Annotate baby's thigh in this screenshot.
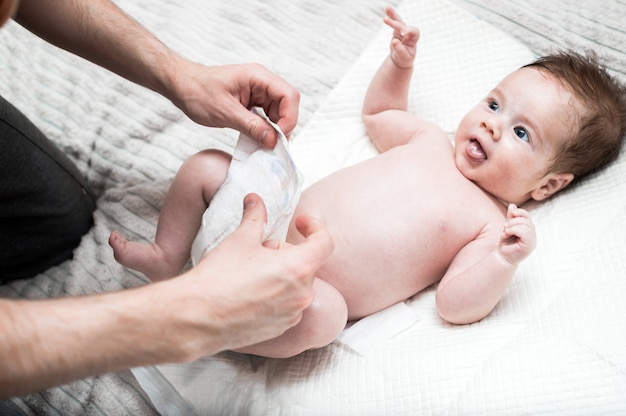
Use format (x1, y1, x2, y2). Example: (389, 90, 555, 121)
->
(232, 277, 349, 358)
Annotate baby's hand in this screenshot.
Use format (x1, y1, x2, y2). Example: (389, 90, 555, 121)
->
(498, 204, 537, 265)
(383, 6, 420, 69)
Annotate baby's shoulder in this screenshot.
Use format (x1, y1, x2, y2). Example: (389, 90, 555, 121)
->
(474, 201, 508, 238)
(408, 118, 449, 140)
(404, 122, 453, 152)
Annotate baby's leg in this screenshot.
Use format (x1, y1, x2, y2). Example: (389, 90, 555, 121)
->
(110, 149, 232, 281)
(234, 278, 348, 358)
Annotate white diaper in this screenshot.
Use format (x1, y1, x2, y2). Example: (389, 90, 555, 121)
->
(190, 109, 304, 264)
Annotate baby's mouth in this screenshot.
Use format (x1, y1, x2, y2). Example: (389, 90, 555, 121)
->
(468, 138, 487, 161)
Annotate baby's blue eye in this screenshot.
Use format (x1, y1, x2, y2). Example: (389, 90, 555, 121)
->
(514, 127, 529, 142)
(488, 101, 499, 112)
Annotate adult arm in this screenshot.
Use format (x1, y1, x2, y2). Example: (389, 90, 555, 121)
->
(0, 194, 334, 398)
(14, 0, 300, 146)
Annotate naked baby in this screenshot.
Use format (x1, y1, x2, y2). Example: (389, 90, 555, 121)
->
(110, 7, 626, 358)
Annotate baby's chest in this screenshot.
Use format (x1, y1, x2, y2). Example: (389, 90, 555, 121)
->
(380, 201, 479, 257)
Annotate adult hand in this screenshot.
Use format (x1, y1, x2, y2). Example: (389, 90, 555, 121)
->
(14, 0, 300, 149)
(161, 193, 334, 359)
(168, 62, 301, 148)
(0, 194, 332, 398)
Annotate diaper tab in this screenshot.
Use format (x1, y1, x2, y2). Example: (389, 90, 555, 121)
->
(335, 302, 419, 355)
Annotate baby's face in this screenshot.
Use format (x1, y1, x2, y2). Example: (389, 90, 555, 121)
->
(454, 67, 576, 205)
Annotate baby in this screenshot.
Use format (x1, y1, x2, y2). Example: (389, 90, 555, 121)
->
(110, 7, 626, 358)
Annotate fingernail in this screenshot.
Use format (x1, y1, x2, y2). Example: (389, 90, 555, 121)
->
(244, 195, 257, 210)
(259, 130, 268, 147)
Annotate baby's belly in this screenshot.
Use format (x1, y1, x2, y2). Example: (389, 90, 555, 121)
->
(290, 197, 472, 319)
(315, 220, 464, 319)
(286, 147, 492, 320)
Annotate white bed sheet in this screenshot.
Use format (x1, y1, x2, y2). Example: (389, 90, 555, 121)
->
(1, 0, 623, 413)
(136, 1, 626, 415)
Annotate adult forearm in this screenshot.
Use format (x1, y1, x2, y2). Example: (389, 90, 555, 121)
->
(14, 0, 181, 99)
(0, 284, 192, 398)
(13, 0, 302, 146)
(0, 195, 332, 398)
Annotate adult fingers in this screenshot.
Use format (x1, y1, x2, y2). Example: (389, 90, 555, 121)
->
(224, 100, 279, 148)
(234, 193, 269, 242)
(259, 81, 300, 141)
(291, 214, 335, 267)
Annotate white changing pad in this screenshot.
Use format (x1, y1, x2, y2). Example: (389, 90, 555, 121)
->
(134, 0, 626, 415)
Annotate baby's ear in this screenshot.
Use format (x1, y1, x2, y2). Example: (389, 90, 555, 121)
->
(531, 172, 574, 201)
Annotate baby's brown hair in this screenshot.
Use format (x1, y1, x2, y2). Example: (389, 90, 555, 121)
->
(524, 51, 626, 182)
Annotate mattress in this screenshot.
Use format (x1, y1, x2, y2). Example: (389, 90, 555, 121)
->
(133, 1, 626, 415)
(1, 0, 624, 414)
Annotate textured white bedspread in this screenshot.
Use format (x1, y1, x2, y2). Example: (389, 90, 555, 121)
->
(141, 1, 626, 415)
(1, 0, 625, 414)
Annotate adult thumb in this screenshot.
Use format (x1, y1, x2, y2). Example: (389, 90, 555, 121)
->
(235, 108, 278, 149)
(238, 193, 269, 241)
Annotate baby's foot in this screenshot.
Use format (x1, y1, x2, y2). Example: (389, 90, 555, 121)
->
(109, 231, 181, 281)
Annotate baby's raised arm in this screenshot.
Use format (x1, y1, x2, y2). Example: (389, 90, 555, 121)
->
(362, 8, 435, 152)
(383, 7, 419, 69)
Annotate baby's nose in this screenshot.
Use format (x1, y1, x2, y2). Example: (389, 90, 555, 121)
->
(482, 117, 501, 141)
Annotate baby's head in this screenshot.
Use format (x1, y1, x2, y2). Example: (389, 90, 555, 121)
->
(524, 52, 626, 182)
(454, 50, 626, 206)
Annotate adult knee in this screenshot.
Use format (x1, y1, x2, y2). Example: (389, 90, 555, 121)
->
(0, 96, 96, 280)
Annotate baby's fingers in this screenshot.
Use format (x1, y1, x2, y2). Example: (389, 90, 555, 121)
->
(506, 203, 531, 220)
(385, 6, 406, 25)
(502, 216, 536, 249)
(502, 220, 532, 241)
(384, 7, 414, 40)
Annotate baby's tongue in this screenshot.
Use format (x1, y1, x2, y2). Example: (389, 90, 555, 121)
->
(468, 140, 487, 161)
